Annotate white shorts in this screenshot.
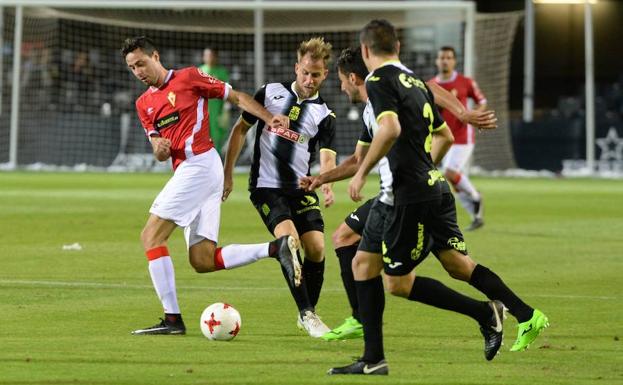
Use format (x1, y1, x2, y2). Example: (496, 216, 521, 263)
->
(441, 144, 475, 173)
(150, 149, 223, 248)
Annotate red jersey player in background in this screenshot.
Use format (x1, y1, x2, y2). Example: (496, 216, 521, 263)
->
(123, 36, 301, 335)
(430, 46, 488, 231)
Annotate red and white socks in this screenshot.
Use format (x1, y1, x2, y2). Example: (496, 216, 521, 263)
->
(146, 246, 180, 314)
(214, 243, 271, 270)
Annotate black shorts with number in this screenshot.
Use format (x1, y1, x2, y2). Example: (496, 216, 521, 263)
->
(358, 198, 392, 255)
(249, 188, 324, 235)
(383, 192, 467, 276)
(344, 198, 375, 235)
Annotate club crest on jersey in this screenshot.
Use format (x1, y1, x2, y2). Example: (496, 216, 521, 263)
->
(267, 126, 308, 144)
(288, 106, 301, 121)
(167, 92, 176, 107)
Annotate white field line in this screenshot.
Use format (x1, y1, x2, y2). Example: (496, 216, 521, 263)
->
(0, 279, 618, 300)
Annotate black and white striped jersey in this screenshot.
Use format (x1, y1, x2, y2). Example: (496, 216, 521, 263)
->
(358, 100, 394, 206)
(241, 82, 336, 190)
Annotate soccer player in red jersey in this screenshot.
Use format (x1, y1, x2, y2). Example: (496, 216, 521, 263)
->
(123, 36, 301, 335)
(430, 46, 488, 231)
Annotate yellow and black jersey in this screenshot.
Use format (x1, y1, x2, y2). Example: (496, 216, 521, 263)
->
(365, 61, 449, 205)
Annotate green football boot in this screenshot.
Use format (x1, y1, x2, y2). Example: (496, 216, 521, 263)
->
(510, 309, 549, 351)
(321, 316, 363, 341)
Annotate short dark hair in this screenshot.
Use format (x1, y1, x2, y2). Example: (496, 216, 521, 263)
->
(121, 36, 158, 58)
(336, 46, 368, 80)
(359, 19, 398, 56)
(439, 46, 456, 58)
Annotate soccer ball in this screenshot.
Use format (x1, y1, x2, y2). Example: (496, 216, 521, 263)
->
(199, 302, 242, 341)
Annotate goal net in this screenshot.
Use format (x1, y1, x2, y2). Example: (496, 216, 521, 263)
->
(0, 2, 521, 171)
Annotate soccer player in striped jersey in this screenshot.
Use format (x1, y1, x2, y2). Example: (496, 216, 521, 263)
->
(223, 37, 336, 338)
(430, 46, 488, 230)
(123, 36, 300, 335)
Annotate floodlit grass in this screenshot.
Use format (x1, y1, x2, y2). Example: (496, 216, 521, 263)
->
(1, 172, 622, 384)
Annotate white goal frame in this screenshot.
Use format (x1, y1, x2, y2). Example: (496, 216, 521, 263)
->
(1, 0, 476, 169)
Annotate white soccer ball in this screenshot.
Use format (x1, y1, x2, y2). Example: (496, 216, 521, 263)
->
(199, 302, 242, 341)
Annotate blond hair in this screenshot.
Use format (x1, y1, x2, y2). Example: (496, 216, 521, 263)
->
(297, 37, 333, 67)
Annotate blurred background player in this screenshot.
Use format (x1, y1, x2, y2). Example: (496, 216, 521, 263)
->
(223, 37, 337, 338)
(430, 46, 488, 231)
(123, 36, 300, 335)
(199, 47, 231, 156)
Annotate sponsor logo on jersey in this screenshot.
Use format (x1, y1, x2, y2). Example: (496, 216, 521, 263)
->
(167, 91, 176, 107)
(399, 73, 427, 91)
(273, 95, 285, 100)
(367, 76, 380, 82)
(155, 111, 180, 131)
(266, 126, 308, 144)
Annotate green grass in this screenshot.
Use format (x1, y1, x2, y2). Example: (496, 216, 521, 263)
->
(1, 172, 622, 385)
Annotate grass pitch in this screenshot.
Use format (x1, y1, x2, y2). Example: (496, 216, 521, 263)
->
(1, 172, 622, 385)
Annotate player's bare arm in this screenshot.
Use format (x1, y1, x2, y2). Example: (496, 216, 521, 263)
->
(426, 81, 497, 130)
(349, 114, 400, 202)
(431, 125, 455, 165)
(318, 149, 337, 207)
(227, 89, 289, 129)
(300, 143, 369, 191)
(150, 136, 171, 162)
(222, 117, 253, 201)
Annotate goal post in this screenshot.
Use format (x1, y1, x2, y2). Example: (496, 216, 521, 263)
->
(0, 1, 520, 171)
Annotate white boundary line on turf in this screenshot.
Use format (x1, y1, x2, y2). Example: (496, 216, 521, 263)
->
(0, 279, 618, 300)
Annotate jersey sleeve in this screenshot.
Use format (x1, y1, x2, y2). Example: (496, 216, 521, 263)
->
(135, 99, 158, 138)
(189, 67, 231, 100)
(357, 119, 373, 146)
(240, 85, 267, 126)
(468, 78, 487, 105)
(366, 74, 400, 122)
(318, 112, 337, 154)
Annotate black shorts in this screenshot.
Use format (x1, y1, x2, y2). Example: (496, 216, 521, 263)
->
(383, 193, 467, 276)
(249, 188, 324, 235)
(358, 198, 392, 255)
(343, 198, 375, 235)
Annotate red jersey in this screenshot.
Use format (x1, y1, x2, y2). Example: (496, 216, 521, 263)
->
(429, 71, 487, 144)
(135, 67, 229, 170)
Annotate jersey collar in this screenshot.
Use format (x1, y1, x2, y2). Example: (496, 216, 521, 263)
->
(290, 81, 319, 104)
(365, 60, 409, 82)
(435, 71, 458, 84)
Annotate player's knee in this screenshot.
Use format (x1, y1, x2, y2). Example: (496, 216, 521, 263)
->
(303, 242, 324, 262)
(332, 224, 357, 248)
(385, 277, 410, 298)
(444, 256, 476, 281)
